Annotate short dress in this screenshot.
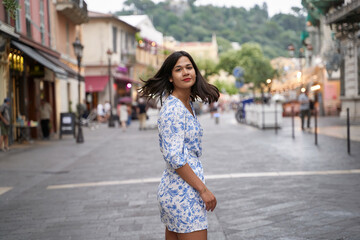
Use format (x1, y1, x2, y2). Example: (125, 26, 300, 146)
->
(157, 95, 207, 233)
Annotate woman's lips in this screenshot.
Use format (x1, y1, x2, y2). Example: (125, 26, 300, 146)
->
(183, 78, 191, 82)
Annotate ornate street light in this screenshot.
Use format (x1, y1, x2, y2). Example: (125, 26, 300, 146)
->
(288, 44, 305, 85)
(72, 37, 84, 143)
(107, 49, 115, 127)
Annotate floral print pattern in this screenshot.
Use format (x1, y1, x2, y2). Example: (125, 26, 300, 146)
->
(157, 95, 207, 233)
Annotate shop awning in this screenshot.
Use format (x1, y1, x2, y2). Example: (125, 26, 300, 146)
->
(85, 76, 109, 92)
(11, 40, 67, 78)
(38, 51, 78, 79)
(113, 73, 140, 84)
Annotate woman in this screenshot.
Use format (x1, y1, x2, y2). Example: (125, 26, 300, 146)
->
(140, 51, 219, 240)
(117, 102, 128, 131)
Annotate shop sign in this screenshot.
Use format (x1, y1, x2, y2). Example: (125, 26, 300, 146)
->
(60, 112, 75, 139)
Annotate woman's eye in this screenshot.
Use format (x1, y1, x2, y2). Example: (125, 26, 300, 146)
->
(187, 66, 193, 70)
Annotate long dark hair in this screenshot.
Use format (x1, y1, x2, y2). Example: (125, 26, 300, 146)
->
(139, 51, 219, 104)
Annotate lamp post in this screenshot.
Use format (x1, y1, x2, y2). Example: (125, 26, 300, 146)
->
(72, 37, 84, 143)
(288, 44, 305, 86)
(107, 49, 115, 127)
(266, 78, 272, 93)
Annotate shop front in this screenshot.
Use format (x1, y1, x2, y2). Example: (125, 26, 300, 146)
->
(84, 75, 109, 111)
(9, 40, 67, 141)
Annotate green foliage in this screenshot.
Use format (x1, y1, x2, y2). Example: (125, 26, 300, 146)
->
(218, 43, 275, 89)
(217, 37, 232, 54)
(213, 80, 238, 96)
(116, 1, 305, 59)
(195, 58, 218, 80)
(139, 65, 157, 82)
(3, 0, 20, 19)
(124, 0, 156, 12)
(135, 32, 143, 42)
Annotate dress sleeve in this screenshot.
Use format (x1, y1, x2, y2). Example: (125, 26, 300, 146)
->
(158, 104, 187, 169)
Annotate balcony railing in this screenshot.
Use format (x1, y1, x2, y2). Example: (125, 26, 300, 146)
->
(56, 0, 89, 24)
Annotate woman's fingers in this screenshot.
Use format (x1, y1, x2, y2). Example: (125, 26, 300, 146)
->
(200, 188, 217, 211)
(205, 197, 217, 211)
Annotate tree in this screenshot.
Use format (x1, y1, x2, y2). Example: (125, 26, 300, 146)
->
(217, 37, 232, 54)
(213, 80, 238, 95)
(115, 2, 306, 59)
(195, 58, 218, 80)
(124, 0, 155, 12)
(218, 43, 275, 89)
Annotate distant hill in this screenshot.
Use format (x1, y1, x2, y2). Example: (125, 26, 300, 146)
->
(116, 0, 306, 59)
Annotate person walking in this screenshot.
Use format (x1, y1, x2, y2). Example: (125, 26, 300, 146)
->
(97, 103, 106, 123)
(40, 99, 52, 140)
(0, 98, 11, 151)
(140, 51, 219, 240)
(299, 90, 310, 130)
(117, 102, 128, 131)
(137, 98, 147, 130)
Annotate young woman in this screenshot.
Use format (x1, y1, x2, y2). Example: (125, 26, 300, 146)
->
(140, 51, 220, 240)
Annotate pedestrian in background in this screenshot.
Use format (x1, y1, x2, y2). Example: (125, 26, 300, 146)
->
(140, 51, 219, 240)
(299, 90, 310, 130)
(97, 103, 106, 123)
(0, 98, 11, 152)
(117, 102, 128, 131)
(126, 104, 132, 126)
(137, 97, 147, 130)
(104, 101, 111, 121)
(40, 98, 52, 140)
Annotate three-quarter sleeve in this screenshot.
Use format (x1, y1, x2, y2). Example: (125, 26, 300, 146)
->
(158, 104, 188, 169)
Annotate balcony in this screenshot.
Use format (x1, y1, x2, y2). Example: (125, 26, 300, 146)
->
(121, 48, 136, 66)
(56, 0, 89, 24)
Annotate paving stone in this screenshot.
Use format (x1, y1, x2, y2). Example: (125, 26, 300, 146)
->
(0, 112, 360, 239)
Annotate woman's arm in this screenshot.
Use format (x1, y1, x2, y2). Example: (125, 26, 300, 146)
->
(176, 163, 217, 212)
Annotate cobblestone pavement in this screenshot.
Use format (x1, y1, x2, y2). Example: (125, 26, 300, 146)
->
(0, 111, 360, 240)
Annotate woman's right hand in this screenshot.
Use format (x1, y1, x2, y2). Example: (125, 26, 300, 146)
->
(199, 187, 217, 212)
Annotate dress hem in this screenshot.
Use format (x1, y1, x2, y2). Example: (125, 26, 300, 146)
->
(164, 223, 208, 234)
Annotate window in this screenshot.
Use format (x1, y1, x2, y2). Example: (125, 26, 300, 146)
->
(25, 0, 32, 38)
(112, 26, 117, 53)
(15, 0, 21, 32)
(66, 22, 70, 55)
(125, 32, 129, 49)
(358, 44, 360, 95)
(40, 0, 45, 45)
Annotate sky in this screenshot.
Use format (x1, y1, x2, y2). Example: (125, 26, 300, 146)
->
(85, 0, 303, 17)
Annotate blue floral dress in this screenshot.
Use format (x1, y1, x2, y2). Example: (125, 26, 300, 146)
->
(157, 95, 207, 233)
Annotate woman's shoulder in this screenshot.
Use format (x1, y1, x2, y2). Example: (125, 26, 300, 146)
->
(160, 96, 185, 116)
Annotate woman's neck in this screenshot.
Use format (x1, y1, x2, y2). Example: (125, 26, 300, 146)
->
(172, 89, 191, 104)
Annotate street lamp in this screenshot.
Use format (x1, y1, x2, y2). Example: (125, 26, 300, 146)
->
(266, 78, 272, 93)
(107, 49, 115, 127)
(288, 44, 305, 85)
(72, 37, 84, 143)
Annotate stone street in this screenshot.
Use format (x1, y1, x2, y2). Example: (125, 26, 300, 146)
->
(1, 111, 360, 240)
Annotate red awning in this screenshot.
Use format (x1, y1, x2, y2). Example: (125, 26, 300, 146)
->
(85, 76, 109, 92)
(113, 73, 140, 84)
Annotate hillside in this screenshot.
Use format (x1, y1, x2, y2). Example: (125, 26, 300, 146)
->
(116, 0, 306, 59)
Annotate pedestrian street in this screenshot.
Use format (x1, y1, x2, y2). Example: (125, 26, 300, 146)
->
(1, 111, 360, 240)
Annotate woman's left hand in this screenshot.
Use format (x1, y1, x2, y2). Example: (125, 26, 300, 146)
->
(200, 187, 217, 212)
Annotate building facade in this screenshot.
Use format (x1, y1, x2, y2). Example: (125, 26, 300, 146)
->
(82, 11, 138, 111)
(120, 14, 168, 99)
(325, 0, 360, 121)
(0, 0, 88, 142)
(303, 0, 360, 121)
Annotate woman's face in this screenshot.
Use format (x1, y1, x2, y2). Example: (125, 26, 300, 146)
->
(170, 56, 196, 91)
